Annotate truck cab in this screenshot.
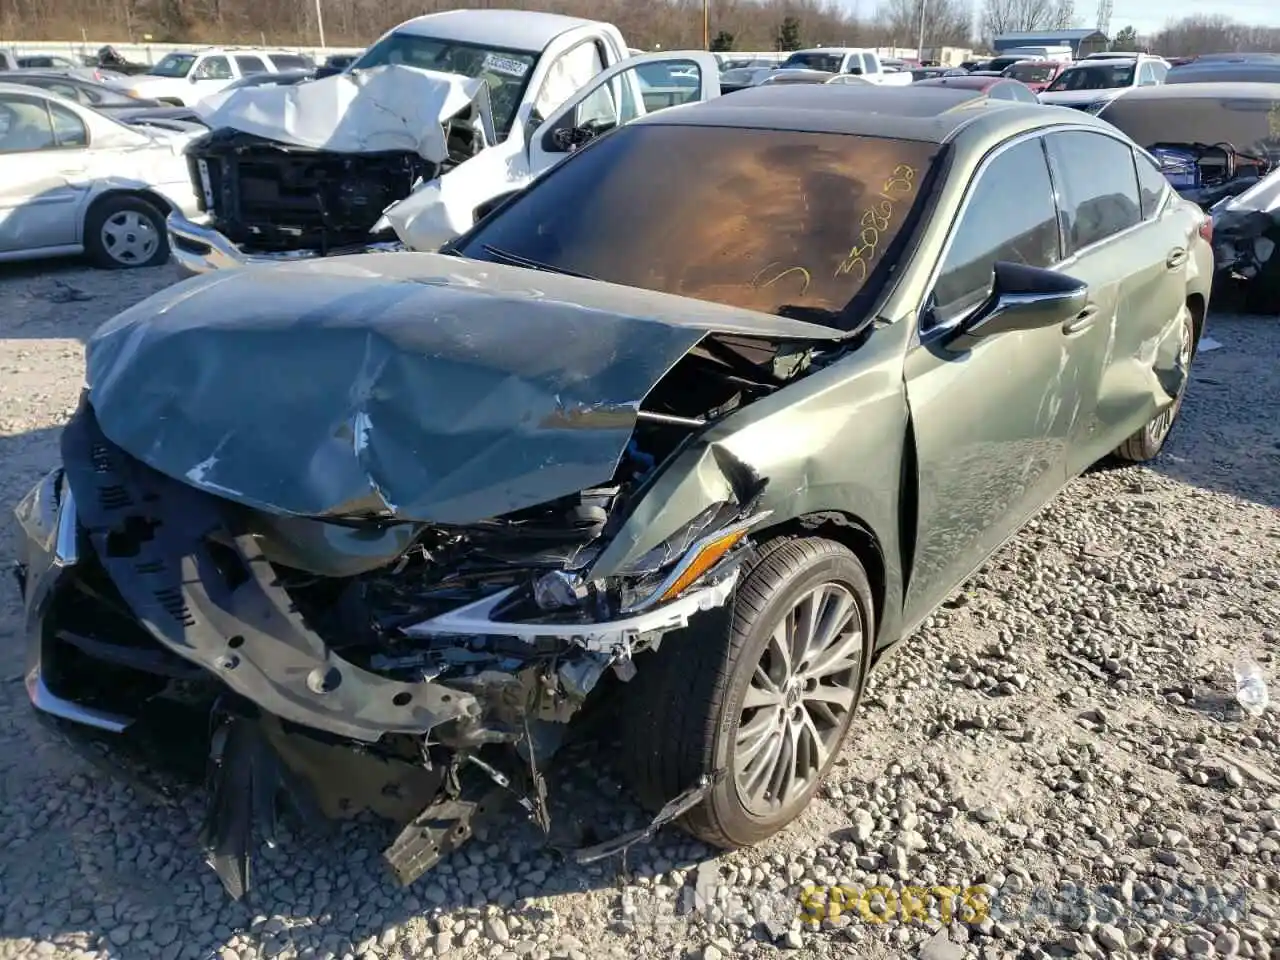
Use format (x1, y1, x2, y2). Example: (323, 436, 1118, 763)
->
(777, 48, 913, 85)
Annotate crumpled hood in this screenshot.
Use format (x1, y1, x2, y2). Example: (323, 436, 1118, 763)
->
(194, 65, 495, 163)
(85, 252, 840, 524)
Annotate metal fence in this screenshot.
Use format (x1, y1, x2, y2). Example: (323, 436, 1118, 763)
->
(2, 40, 363, 65)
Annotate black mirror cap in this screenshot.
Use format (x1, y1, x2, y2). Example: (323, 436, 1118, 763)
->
(946, 261, 1089, 350)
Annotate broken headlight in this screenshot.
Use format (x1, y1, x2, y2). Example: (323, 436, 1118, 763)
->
(613, 503, 768, 612)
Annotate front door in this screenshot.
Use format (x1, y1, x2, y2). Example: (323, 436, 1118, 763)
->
(526, 51, 720, 175)
(902, 134, 1083, 626)
(0, 93, 91, 255)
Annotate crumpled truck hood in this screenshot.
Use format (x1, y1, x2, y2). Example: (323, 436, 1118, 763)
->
(194, 64, 495, 163)
(84, 252, 841, 524)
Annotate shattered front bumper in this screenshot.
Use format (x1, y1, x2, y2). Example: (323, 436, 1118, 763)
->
(166, 212, 403, 276)
(12, 407, 742, 898)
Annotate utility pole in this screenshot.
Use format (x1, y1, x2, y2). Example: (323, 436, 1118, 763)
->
(315, 0, 327, 50)
(917, 0, 927, 61)
(703, 0, 710, 49)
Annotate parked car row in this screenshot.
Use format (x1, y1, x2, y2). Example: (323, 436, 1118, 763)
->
(12, 67, 1215, 910)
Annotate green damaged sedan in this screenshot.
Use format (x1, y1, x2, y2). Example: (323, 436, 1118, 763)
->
(12, 84, 1213, 898)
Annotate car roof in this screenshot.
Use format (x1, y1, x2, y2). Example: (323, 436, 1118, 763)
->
(389, 9, 598, 50)
(0, 70, 88, 82)
(635, 84, 1075, 144)
(1065, 58, 1137, 67)
(1109, 81, 1280, 101)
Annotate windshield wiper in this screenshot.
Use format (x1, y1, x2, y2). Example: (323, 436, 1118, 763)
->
(481, 244, 598, 281)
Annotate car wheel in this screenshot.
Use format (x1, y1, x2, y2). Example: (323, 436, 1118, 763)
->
(621, 536, 873, 848)
(85, 195, 169, 269)
(1113, 304, 1196, 463)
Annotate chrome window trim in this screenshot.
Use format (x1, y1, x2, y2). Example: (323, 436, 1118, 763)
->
(917, 123, 1160, 342)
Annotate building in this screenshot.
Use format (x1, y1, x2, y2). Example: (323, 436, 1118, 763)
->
(992, 29, 1110, 58)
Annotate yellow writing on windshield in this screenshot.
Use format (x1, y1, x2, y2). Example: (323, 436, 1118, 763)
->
(835, 165, 917, 282)
(752, 262, 813, 295)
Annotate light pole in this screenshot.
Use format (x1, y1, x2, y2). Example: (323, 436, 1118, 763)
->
(315, 0, 327, 51)
(703, 0, 710, 50)
(917, 0, 927, 61)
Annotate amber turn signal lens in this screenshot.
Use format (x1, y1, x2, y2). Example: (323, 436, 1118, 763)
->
(656, 527, 750, 604)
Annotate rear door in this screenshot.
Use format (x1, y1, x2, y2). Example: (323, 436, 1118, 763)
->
(1043, 129, 1190, 468)
(527, 51, 719, 174)
(902, 134, 1079, 625)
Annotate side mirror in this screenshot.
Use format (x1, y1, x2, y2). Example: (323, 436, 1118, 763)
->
(944, 261, 1089, 351)
(550, 124, 597, 153)
(846, 66, 864, 76)
(188, 73, 200, 83)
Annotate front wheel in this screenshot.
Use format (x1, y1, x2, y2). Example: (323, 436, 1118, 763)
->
(621, 537, 874, 849)
(1113, 304, 1196, 463)
(85, 195, 169, 269)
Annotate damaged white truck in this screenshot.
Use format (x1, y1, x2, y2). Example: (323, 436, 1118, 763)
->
(165, 8, 719, 273)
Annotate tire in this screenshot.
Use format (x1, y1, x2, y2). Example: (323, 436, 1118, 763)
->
(620, 536, 874, 849)
(1113, 303, 1197, 463)
(85, 195, 170, 269)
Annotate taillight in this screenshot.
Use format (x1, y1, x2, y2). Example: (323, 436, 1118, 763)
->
(1199, 216, 1213, 243)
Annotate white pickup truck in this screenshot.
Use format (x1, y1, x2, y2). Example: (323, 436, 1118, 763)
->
(167, 9, 720, 273)
(775, 48, 914, 84)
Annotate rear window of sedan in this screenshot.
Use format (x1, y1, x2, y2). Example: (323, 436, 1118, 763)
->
(458, 123, 941, 327)
(1047, 64, 1135, 91)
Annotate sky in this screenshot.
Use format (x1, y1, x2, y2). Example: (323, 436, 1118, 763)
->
(854, 0, 1280, 37)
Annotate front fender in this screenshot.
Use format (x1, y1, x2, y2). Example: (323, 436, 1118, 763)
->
(590, 321, 914, 645)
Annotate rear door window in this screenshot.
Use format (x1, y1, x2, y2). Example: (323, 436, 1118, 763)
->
(194, 56, 232, 80)
(1134, 149, 1169, 219)
(234, 55, 268, 75)
(929, 137, 1060, 325)
(1046, 131, 1142, 252)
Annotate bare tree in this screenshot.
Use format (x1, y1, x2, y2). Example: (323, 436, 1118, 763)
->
(980, 0, 1057, 38)
(875, 0, 976, 47)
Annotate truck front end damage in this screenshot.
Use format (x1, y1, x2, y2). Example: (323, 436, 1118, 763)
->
(13, 254, 840, 900)
(168, 64, 495, 275)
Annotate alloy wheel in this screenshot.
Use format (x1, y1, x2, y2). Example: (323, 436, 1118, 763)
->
(101, 210, 159, 266)
(734, 582, 863, 814)
(1146, 313, 1195, 446)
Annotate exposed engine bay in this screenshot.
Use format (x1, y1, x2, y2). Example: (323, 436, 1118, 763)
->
(17, 288, 843, 900)
(1151, 141, 1276, 209)
(187, 111, 485, 253)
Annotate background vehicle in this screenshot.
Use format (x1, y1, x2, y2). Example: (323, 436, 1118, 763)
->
(0, 70, 192, 121)
(1003, 59, 1068, 92)
(985, 53, 1043, 73)
(316, 52, 360, 78)
(719, 65, 777, 93)
(16, 85, 1210, 899)
(915, 74, 1040, 102)
(1038, 55, 1168, 112)
(911, 66, 967, 81)
(167, 10, 718, 271)
(115, 48, 316, 106)
(16, 54, 79, 69)
(1166, 59, 1280, 84)
(776, 47, 913, 85)
(0, 82, 201, 267)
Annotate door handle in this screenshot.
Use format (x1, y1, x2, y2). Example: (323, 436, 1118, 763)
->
(1166, 248, 1188, 270)
(1062, 304, 1098, 335)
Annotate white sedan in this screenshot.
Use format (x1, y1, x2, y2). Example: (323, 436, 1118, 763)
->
(0, 82, 202, 268)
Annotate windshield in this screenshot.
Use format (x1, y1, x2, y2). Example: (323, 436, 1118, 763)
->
(1009, 62, 1057, 82)
(352, 32, 539, 137)
(148, 53, 196, 78)
(1047, 64, 1134, 91)
(781, 52, 846, 73)
(456, 124, 940, 328)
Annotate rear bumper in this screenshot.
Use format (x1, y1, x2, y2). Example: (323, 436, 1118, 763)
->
(166, 212, 403, 276)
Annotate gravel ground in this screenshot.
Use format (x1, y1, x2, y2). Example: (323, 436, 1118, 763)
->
(1, 260, 1278, 960)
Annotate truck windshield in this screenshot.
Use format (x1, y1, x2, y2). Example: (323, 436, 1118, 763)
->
(457, 124, 941, 329)
(148, 53, 197, 77)
(1047, 63, 1135, 91)
(352, 33, 540, 137)
(781, 52, 846, 73)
